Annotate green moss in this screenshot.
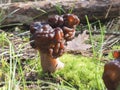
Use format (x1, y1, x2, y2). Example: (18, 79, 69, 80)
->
(55, 54, 105, 90)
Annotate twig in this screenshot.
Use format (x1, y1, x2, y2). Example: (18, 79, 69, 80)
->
(103, 36, 120, 50)
(76, 31, 120, 36)
(105, 3, 112, 19)
(17, 31, 30, 36)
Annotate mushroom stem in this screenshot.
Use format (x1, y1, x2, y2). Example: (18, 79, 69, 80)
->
(39, 50, 64, 73)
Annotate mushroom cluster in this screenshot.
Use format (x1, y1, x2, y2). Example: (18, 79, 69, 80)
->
(102, 50, 120, 90)
(30, 14, 80, 73)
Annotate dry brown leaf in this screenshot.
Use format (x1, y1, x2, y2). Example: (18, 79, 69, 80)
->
(66, 30, 92, 54)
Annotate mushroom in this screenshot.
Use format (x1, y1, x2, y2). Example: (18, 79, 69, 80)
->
(30, 14, 80, 73)
(102, 50, 120, 90)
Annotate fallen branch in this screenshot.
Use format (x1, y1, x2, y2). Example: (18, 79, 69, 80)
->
(0, 0, 120, 25)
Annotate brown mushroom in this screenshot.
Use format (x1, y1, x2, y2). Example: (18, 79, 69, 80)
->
(30, 14, 80, 73)
(102, 50, 120, 90)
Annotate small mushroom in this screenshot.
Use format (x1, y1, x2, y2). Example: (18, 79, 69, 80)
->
(30, 14, 80, 73)
(102, 50, 120, 90)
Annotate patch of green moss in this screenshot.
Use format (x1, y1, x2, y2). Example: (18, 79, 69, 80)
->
(55, 54, 105, 90)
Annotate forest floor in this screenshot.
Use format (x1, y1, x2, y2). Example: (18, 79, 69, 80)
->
(0, 0, 120, 90)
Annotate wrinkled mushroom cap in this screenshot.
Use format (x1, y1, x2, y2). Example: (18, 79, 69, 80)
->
(30, 14, 80, 58)
(30, 22, 65, 58)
